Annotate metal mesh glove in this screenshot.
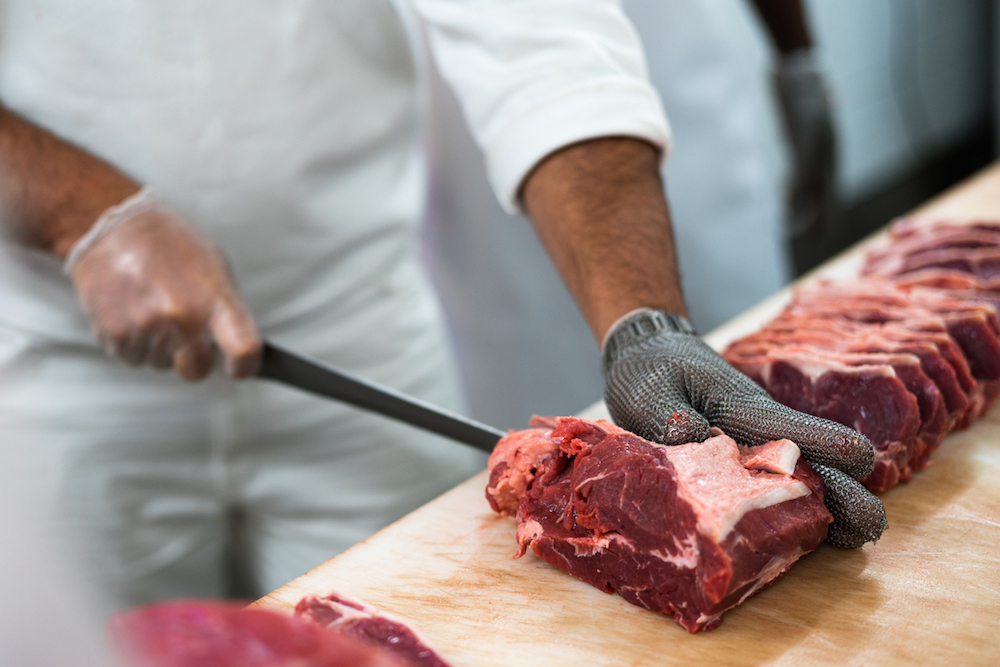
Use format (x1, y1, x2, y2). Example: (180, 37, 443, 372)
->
(602, 309, 886, 549)
(67, 187, 261, 381)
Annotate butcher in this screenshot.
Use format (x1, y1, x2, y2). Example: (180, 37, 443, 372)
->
(0, 0, 884, 610)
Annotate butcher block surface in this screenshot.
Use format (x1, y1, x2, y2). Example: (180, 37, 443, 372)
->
(254, 163, 1000, 665)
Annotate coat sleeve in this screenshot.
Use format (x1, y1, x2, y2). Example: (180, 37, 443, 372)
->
(408, 0, 672, 213)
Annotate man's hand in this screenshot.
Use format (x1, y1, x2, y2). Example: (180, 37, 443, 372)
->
(68, 192, 261, 380)
(602, 309, 887, 549)
(0, 103, 260, 380)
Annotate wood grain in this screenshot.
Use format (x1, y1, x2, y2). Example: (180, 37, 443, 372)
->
(254, 163, 1000, 665)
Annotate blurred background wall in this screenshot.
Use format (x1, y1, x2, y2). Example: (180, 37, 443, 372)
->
(797, 0, 994, 270)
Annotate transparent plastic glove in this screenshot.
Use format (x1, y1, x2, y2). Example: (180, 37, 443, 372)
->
(602, 309, 887, 549)
(66, 187, 261, 381)
(774, 50, 837, 240)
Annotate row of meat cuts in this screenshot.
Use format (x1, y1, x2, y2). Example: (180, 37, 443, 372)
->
(723, 218, 1000, 490)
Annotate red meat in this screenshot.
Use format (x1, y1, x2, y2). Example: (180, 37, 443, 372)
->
(486, 417, 831, 633)
(724, 224, 1000, 492)
(295, 593, 450, 667)
(724, 346, 922, 490)
(108, 600, 404, 667)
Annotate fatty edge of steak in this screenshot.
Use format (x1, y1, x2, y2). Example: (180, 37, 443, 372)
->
(759, 352, 898, 385)
(741, 439, 801, 475)
(666, 434, 811, 543)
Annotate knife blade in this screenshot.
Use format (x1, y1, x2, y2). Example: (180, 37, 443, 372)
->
(256, 341, 506, 454)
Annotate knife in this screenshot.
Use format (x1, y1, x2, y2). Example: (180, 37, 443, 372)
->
(256, 341, 507, 454)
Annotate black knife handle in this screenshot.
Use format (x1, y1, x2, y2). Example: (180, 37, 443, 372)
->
(257, 342, 505, 454)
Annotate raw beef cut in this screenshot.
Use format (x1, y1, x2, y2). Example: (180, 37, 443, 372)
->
(108, 600, 405, 667)
(723, 345, 935, 490)
(724, 284, 1000, 490)
(486, 417, 832, 633)
(723, 218, 1000, 492)
(784, 282, 1000, 402)
(867, 246, 1000, 280)
(296, 593, 451, 667)
(733, 320, 970, 429)
(779, 304, 999, 409)
(891, 269, 1000, 313)
(864, 218, 1000, 280)
(884, 217, 1000, 239)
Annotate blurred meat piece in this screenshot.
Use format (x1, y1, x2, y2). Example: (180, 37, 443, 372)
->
(864, 218, 1000, 282)
(109, 600, 404, 667)
(296, 592, 450, 667)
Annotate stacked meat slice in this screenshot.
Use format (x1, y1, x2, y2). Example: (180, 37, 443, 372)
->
(864, 218, 1000, 283)
(723, 218, 1000, 491)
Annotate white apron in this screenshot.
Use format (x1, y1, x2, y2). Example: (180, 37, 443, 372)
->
(0, 0, 668, 605)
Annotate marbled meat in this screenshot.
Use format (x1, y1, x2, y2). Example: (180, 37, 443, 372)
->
(486, 417, 832, 633)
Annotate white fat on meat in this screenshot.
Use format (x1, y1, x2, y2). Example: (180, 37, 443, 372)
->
(759, 351, 898, 385)
(648, 533, 701, 570)
(665, 433, 810, 543)
(740, 439, 802, 475)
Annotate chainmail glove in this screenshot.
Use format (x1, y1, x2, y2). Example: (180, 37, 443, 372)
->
(602, 309, 886, 549)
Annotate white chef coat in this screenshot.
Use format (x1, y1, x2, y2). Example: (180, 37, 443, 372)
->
(0, 0, 669, 605)
(421, 0, 789, 428)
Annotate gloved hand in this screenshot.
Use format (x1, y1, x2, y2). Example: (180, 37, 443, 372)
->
(602, 309, 886, 549)
(774, 50, 837, 240)
(66, 187, 262, 381)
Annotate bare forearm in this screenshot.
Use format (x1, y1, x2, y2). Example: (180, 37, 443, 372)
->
(0, 104, 140, 259)
(521, 137, 687, 343)
(750, 0, 812, 54)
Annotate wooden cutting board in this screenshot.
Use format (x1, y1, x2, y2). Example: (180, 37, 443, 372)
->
(254, 163, 1000, 665)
